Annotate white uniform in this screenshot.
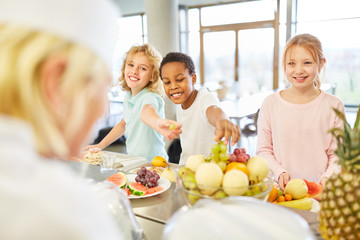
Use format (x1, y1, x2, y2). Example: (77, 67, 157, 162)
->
(0, 116, 125, 240)
(176, 88, 220, 165)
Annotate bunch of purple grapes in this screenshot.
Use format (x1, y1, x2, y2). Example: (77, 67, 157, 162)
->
(135, 166, 160, 188)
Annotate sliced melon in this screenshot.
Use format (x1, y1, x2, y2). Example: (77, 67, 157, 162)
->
(106, 172, 128, 188)
(303, 179, 323, 200)
(128, 182, 147, 196)
(145, 186, 163, 195)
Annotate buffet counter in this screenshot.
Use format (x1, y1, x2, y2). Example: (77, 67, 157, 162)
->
(66, 160, 322, 240)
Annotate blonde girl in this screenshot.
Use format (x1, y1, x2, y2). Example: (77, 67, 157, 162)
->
(85, 44, 181, 161)
(256, 33, 345, 190)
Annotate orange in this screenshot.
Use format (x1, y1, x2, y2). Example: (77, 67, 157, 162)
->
(225, 162, 249, 176)
(267, 187, 278, 202)
(152, 156, 167, 167)
(277, 196, 285, 202)
(285, 194, 293, 201)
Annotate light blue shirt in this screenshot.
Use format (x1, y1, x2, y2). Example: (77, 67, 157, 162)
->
(123, 88, 168, 161)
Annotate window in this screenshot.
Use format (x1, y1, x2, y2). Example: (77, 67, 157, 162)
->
(203, 31, 235, 91)
(201, 0, 275, 26)
(114, 15, 147, 80)
(296, 0, 360, 106)
(237, 28, 274, 96)
(186, 0, 279, 99)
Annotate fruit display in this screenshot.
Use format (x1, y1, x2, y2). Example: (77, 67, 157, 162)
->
(319, 107, 360, 240)
(268, 179, 316, 211)
(178, 142, 274, 205)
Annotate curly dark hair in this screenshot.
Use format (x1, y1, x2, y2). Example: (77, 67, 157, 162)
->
(159, 52, 195, 79)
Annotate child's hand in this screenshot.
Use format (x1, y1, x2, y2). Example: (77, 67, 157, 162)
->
(157, 119, 182, 141)
(213, 119, 240, 146)
(319, 177, 328, 187)
(82, 144, 102, 158)
(278, 172, 290, 191)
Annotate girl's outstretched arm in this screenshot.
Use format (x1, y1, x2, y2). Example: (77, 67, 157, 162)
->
(140, 104, 182, 141)
(206, 105, 240, 146)
(83, 118, 126, 152)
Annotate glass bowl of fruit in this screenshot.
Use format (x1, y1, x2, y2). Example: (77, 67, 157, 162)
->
(177, 143, 274, 206)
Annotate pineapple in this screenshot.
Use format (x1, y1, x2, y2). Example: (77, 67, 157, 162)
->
(319, 106, 360, 240)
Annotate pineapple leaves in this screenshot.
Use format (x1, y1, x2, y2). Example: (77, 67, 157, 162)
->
(333, 108, 350, 129)
(330, 107, 360, 173)
(354, 105, 360, 130)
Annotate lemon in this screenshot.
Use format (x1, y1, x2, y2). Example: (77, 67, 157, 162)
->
(152, 156, 167, 167)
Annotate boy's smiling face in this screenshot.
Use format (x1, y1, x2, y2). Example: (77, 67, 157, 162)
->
(161, 61, 197, 109)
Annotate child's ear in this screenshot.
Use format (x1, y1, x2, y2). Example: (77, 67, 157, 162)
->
(191, 73, 197, 85)
(319, 58, 326, 72)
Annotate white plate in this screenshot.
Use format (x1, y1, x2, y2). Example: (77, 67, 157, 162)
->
(127, 174, 171, 199)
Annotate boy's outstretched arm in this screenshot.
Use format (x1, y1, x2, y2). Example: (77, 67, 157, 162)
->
(206, 105, 240, 145)
(141, 104, 182, 141)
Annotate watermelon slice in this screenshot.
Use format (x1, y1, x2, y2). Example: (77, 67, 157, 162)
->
(303, 179, 323, 200)
(128, 182, 147, 196)
(145, 186, 164, 195)
(124, 188, 131, 196)
(106, 172, 128, 188)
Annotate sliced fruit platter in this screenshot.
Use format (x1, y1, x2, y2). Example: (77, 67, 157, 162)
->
(129, 156, 177, 183)
(106, 167, 171, 199)
(268, 178, 323, 212)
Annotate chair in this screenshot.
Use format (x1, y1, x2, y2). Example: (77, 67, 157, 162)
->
(240, 109, 259, 156)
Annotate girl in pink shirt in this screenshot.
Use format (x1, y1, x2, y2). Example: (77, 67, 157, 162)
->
(256, 34, 344, 190)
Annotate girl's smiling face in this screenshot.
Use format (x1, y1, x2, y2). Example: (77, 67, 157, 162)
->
(124, 52, 153, 96)
(285, 46, 324, 91)
(161, 61, 197, 109)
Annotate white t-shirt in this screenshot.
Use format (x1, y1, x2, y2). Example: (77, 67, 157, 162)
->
(176, 88, 219, 165)
(0, 116, 125, 240)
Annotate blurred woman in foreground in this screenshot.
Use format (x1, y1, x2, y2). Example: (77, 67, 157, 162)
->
(0, 0, 127, 239)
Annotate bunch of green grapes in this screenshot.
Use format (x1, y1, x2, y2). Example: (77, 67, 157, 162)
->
(209, 141, 230, 171)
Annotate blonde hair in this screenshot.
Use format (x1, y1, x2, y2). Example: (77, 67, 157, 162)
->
(282, 33, 325, 88)
(119, 43, 164, 96)
(0, 24, 108, 157)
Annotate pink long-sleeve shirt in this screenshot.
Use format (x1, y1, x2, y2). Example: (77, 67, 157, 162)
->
(256, 90, 344, 183)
